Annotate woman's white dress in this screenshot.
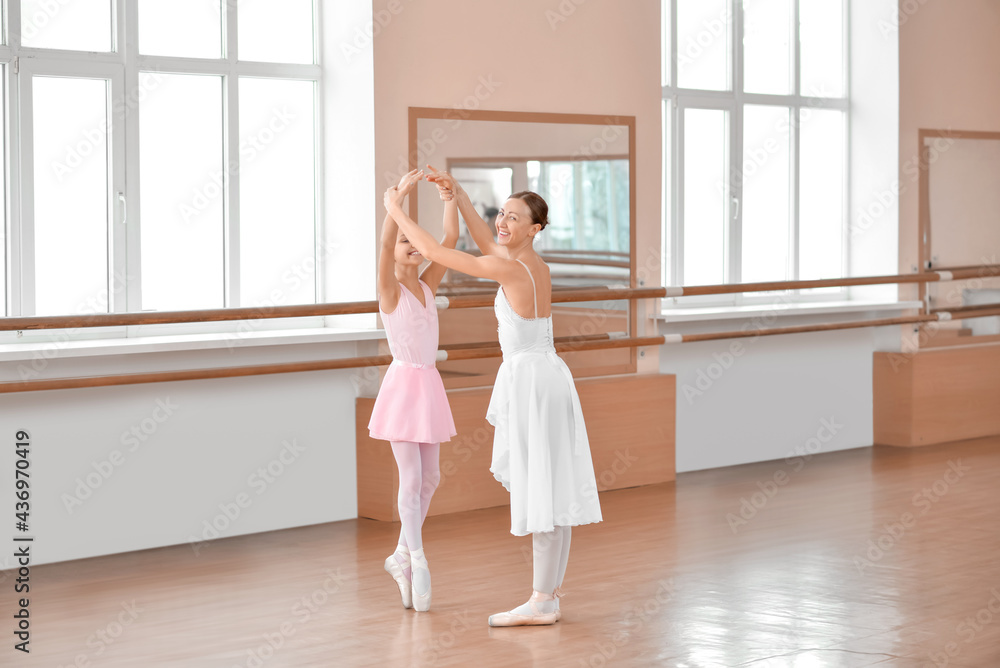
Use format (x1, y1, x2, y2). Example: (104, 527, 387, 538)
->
(487, 259, 604, 536)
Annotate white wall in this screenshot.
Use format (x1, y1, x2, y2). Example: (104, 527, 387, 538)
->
(660, 310, 902, 473)
(0, 336, 373, 566)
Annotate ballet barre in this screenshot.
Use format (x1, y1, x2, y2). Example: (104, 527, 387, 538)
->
(2, 265, 998, 332)
(4, 307, 1000, 394)
(1, 267, 998, 393)
(0, 334, 663, 394)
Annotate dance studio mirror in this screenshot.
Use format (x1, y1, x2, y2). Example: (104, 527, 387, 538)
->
(922, 130, 1000, 344)
(407, 107, 637, 387)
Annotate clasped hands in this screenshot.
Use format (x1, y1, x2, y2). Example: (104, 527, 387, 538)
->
(383, 165, 457, 212)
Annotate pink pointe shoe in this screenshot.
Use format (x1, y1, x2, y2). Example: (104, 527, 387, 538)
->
(384, 552, 412, 609)
(488, 590, 559, 627)
(410, 549, 432, 612)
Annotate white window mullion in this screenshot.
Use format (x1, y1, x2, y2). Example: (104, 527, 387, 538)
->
(661, 0, 684, 285)
(8, 2, 23, 315)
(6, 67, 21, 317)
(311, 78, 324, 303)
(312, 0, 324, 302)
(14, 74, 34, 315)
(223, 73, 240, 307)
(790, 0, 801, 283)
(8, 1, 21, 50)
(673, 98, 685, 287)
(668, 0, 677, 88)
(224, 0, 240, 307)
(841, 0, 852, 283)
(113, 0, 126, 57)
(108, 68, 128, 314)
(123, 0, 141, 312)
(132, 59, 319, 79)
(118, 0, 139, 313)
(730, 0, 743, 293)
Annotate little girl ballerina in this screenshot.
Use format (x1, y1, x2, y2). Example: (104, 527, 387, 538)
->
(368, 169, 459, 612)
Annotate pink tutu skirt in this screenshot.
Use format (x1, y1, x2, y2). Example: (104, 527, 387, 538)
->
(368, 361, 457, 444)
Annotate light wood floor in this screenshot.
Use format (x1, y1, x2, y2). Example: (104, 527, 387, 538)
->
(6, 436, 1000, 667)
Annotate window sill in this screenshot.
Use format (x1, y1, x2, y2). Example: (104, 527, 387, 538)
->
(0, 326, 387, 363)
(653, 300, 924, 324)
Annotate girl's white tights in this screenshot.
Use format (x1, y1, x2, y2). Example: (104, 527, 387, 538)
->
(389, 441, 440, 594)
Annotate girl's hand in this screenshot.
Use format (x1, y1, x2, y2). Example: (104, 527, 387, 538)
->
(384, 169, 423, 211)
(438, 187, 455, 202)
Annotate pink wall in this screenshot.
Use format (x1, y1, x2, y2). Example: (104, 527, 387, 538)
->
(372, 0, 662, 339)
(898, 0, 1000, 275)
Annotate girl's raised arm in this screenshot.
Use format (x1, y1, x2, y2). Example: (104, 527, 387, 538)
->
(376, 212, 401, 314)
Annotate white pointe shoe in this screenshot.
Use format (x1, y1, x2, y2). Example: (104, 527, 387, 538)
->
(411, 550, 432, 612)
(488, 591, 559, 627)
(384, 552, 412, 609)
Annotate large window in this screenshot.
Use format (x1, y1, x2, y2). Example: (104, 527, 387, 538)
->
(2, 1, 320, 322)
(663, 0, 847, 303)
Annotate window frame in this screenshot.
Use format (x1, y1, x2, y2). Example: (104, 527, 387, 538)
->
(662, 0, 851, 307)
(0, 0, 324, 335)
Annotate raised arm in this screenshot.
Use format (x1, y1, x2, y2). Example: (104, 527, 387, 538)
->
(376, 211, 401, 314)
(419, 189, 460, 294)
(426, 165, 503, 258)
(384, 173, 516, 285)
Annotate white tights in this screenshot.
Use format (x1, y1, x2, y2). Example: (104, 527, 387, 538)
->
(390, 442, 440, 594)
(507, 526, 572, 615)
(390, 441, 440, 550)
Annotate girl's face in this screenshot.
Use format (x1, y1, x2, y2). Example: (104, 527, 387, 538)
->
(495, 198, 539, 247)
(394, 232, 423, 266)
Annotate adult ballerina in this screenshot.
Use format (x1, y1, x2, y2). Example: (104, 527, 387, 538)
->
(384, 167, 603, 627)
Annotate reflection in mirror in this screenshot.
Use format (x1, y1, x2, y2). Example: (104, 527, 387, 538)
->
(446, 158, 631, 290)
(408, 109, 636, 386)
(415, 117, 631, 291)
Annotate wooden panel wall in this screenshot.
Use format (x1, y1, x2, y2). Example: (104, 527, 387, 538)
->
(356, 373, 675, 521)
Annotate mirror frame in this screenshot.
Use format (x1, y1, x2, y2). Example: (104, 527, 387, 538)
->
(408, 106, 638, 372)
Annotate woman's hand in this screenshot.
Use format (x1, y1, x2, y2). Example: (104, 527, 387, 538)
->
(425, 165, 460, 196)
(384, 186, 405, 212)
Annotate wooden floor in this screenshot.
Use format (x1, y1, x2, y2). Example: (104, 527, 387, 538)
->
(6, 436, 1000, 667)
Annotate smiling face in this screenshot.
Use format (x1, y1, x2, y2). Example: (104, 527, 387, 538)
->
(495, 197, 540, 247)
(393, 232, 423, 266)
